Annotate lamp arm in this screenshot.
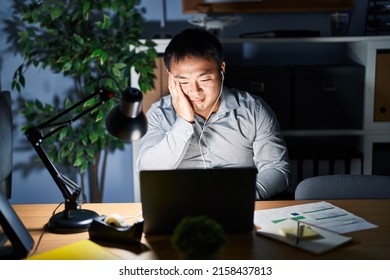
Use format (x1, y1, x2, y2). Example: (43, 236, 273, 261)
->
(40, 99, 107, 141)
(38, 88, 114, 136)
(25, 87, 114, 211)
(26, 136, 79, 206)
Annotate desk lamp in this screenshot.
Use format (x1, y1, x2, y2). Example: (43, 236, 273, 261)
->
(25, 81, 147, 234)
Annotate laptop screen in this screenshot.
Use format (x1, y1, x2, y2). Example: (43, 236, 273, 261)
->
(140, 168, 257, 234)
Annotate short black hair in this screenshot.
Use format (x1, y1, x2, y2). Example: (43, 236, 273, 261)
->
(163, 28, 224, 72)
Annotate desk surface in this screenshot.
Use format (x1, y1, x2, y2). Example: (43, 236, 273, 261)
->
(13, 200, 390, 260)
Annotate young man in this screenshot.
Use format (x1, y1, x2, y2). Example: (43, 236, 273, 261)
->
(137, 28, 290, 199)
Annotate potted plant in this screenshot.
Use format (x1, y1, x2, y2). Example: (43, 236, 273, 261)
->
(171, 215, 227, 259)
(5, 0, 157, 202)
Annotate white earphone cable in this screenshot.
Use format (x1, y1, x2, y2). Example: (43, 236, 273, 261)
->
(198, 78, 224, 169)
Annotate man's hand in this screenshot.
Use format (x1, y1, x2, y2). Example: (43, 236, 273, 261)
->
(168, 73, 195, 123)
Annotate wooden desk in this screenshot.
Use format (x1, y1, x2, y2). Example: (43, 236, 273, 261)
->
(13, 200, 390, 259)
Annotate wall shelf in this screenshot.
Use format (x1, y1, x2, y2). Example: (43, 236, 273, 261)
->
(182, 0, 355, 14)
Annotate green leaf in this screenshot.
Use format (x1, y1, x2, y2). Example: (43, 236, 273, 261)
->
(114, 63, 127, 70)
(81, 133, 88, 146)
(65, 98, 72, 108)
(46, 29, 59, 36)
(102, 15, 111, 29)
(85, 147, 95, 158)
(112, 67, 121, 77)
(89, 132, 99, 143)
(60, 147, 70, 158)
(16, 83, 21, 93)
(91, 49, 103, 58)
(35, 100, 44, 110)
(12, 81, 19, 92)
(71, 10, 81, 21)
(62, 62, 72, 72)
(76, 149, 83, 157)
(73, 34, 84, 45)
(19, 30, 29, 40)
(83, 98, 95, 108)
(20, 124, 32, 131)
(66, 141, 75, 152)
(82, 2, 90, 15)
(59, 127, 68, 141)
(100, 52, 108, 65)
(95, 110, 104, 122)
(73, 157, 83, 167)
(57, 56, 70, 63)
(50, 8, 64, 21)
(80, 161, 89, 174)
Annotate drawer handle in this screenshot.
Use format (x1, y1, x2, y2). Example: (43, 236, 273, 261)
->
(322, 81, 337, 92)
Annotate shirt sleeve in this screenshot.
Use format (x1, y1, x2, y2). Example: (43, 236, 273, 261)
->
(252, 100, 291, 199)
(137, 105, 194, 171)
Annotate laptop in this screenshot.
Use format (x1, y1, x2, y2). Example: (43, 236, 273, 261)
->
(140, 168, 257, 235)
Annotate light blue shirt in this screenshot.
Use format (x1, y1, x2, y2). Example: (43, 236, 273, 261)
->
(137, 87, 290, 199)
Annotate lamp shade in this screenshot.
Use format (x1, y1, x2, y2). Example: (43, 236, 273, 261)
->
(106, 87, 148, 141)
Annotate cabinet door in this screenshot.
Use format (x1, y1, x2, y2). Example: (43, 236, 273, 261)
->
(225, 66, 292, 129)
(294, 66, 365, 129)
(142, 57, 169, 113)
(374, 51, 390, 122)
(373, 143, 390, 176)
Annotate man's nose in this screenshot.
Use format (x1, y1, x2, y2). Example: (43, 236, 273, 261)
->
(188, 81, 201, 96)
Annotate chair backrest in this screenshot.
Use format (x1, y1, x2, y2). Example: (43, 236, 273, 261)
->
(294, 174, 390, 200)
(0, 91, 13, 199)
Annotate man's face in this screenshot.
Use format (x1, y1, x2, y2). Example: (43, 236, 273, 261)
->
(169, 56, 225, 118)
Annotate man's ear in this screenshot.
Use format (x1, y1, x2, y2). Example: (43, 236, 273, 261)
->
(220, 61, 226, 76)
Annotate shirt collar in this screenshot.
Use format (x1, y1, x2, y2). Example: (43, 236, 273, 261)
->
(216, 86, 239, 118)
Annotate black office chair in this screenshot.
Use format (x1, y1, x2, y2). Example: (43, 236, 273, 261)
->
(294, 174, 390, 200)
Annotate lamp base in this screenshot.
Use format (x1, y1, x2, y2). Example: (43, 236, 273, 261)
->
(47, 209, 99, 234)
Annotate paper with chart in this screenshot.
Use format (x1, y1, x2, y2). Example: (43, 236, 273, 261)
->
(254, 201, 377, 234)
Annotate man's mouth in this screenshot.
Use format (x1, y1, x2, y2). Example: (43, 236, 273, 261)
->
(191, 98, 205, 104)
